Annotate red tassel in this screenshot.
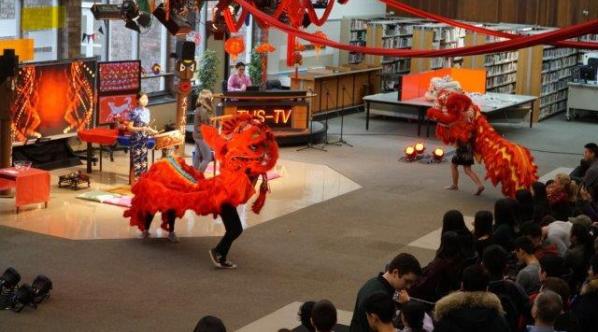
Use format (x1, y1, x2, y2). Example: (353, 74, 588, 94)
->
(251, 175, 269, 214)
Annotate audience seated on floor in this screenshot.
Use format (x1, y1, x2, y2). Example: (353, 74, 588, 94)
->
(350, 253, 422, 332)
(311, 300, 337, 332)
(473, 210, 495, 259)
(411, 231, 465, 302)
(571, 254, 598, 332)
(528, 290, 564, 332)
(539, 277, 581, 332)
(398, 301, 431, 332)
(194, 316, 226, 332)
(363, 292, 396, 332)
(570, 142, 598, 189)
(493, 198, 519, 251)
(434, 264, 510, 332)
(514, 236, 542, 295)
(482, 245, 529, 332)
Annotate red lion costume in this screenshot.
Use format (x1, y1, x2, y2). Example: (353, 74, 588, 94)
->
(124, 114, 279, 231)
(426, 91, 538, 197)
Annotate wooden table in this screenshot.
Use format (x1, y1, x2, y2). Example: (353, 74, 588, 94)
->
(363, 92, 538, 136)
(0, 167, 50, 213)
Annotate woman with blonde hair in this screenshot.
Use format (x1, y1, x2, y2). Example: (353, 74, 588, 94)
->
(547, 173, 579, 206)
(193, 89, 215, 172)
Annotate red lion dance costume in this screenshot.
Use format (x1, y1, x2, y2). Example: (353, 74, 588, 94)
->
(426, 91, 538, 197)
(124, 114, 279, 231)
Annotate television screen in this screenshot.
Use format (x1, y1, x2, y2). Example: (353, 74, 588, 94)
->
(10, 59, 97, 143)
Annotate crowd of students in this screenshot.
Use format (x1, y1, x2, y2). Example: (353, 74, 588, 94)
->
(193, 143, 598, 332)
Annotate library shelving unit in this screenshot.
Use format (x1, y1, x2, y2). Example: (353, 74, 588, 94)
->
(515, 27, 578, 121)
(410, 23, 466, 74)
(364, 18, 425, 92)
(339, 15, 384, 66)
(463, 24, 526, 94)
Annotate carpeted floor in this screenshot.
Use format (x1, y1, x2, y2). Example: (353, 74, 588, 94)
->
(1, 111, 596, 331)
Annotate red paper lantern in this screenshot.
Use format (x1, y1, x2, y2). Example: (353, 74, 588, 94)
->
(293, 51, 303, 66)
(312, 31, 327, 55)
(255, 43, 276, 53)
(224, 36, 245, 61)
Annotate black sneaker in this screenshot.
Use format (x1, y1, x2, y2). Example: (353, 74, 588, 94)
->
(208, 249, 237, 269)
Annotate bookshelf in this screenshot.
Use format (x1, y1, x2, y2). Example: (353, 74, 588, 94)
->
(517, 44, 578, 121)
(410, 23, 465, 74)
(463, 25, 523, 94)
(339, 15, 383, 66)
(364, 18, 424, 92)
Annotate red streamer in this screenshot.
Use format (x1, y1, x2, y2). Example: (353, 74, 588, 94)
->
(223, 7, 249, 33)
(233, 0, 598, 57)
(382, 0, 598, 50)
(303, 0, 335, 27)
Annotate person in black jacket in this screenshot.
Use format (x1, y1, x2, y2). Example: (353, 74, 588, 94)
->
(571, 255, 598, 332)
(411, 231, 463, 302)
(493, 198, 519, 251)
(473, 210, 495, 259)
(482, 245, 530, 332)
(350, 253, 422, 332)
(434, 264, 510, 332)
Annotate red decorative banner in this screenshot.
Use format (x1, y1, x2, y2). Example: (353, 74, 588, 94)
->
(233, 0, 598, 57)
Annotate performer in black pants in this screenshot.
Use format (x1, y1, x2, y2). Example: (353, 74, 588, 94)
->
(142, 210, 178, 242)
(209, 203, 243, 269)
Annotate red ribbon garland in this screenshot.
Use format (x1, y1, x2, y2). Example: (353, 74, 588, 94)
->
(302, 0, 335, 27)
(382, 0, 598, 50)
(233, 0, 598, 57)
(223, 6, 249, 33)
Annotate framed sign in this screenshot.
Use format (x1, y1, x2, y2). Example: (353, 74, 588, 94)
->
(98, 60, 141, 94)
(235, 105, 294, 128)
(97, 94, 135, 125)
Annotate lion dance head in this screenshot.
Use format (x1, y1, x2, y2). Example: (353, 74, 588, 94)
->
(200, 114, 279, 177)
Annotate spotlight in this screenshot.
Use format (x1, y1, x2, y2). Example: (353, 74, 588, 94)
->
(433, 147, 445, 162)
(31, 275, 52, 304)
(11, 284, 36, 312)
(0, 267, 21, 289)
(404, 146, 417, 161)
(415, 143, 425, 154)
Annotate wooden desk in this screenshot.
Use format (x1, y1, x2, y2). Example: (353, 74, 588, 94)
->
(0, 167, 50, 213)
(216, 91, 314, 132)
(290, 66, 381, 114)
(567, 82, 598, 120)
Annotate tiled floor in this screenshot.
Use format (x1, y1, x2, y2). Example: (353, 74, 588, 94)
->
(0, 146, 361, 240)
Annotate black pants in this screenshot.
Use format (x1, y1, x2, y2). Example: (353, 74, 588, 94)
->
(145, 210, 176, 232)
(214, 204, 243, 259)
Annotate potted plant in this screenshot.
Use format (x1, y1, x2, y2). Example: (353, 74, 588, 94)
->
(197, 49, 219, 91)
(248, 49, 263, 88)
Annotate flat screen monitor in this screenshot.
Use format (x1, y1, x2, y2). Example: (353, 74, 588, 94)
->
(10, 59, 97, 143)
(580, 65, 597, 82)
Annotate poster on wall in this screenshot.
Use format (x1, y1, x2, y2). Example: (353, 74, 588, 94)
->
(97, 94, 136, 125)
(98, 61, 141, 94)
(10, 59, 97, 143)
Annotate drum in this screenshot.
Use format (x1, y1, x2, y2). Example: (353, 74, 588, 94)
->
(153, 130, 184, 150)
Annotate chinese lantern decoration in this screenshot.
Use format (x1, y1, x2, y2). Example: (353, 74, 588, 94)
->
(255, 43, 276, 54)
(294, 41, 305, 52)
(224, 36, 245, 61)
(311, 31, 327, 56)
(293, 51, 303, 66)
